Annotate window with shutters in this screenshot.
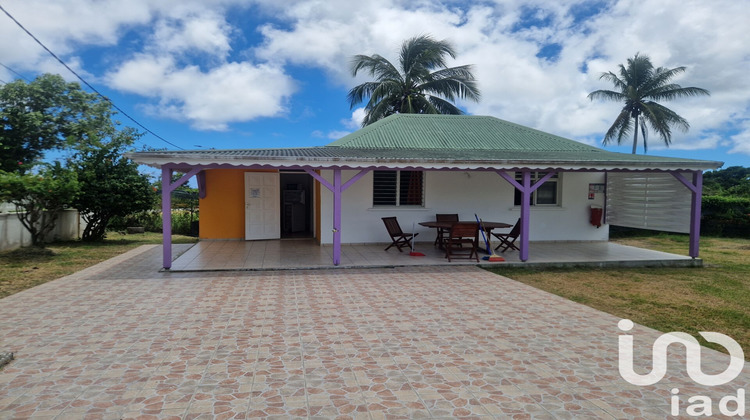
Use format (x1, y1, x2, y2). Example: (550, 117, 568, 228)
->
(373, 170, 424, 207)
(513, 172, 561, 206)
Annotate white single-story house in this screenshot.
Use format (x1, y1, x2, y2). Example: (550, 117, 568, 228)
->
(127, 114, 722, 270)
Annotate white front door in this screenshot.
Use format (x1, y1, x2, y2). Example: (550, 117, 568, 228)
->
(244, 172, 280, 240)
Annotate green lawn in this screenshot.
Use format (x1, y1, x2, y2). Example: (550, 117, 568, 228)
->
(486, 234, 750, 354)
(0, 232, 196, 299)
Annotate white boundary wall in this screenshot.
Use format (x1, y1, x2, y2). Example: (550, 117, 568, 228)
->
(318, 170, 609, 245)
(0, 207, 86, 251)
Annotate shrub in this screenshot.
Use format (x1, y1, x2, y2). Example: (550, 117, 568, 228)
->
(0, 163, 79, 247)
(171, 210, 199, 236)
(70, 130, 155, 241)
(702, 195, 750, 237)
(108, 210, 198, 236)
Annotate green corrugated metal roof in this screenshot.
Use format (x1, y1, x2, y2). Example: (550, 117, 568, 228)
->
(127, 114, 723, 170)
(327, 114, 598, 151)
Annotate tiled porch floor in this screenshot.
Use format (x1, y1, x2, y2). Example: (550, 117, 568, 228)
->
(0, 245, 746, 419)
(169, 239, 698, 271)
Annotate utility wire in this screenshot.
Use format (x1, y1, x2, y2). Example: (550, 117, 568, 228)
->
(0, 62, 32, 82)
(0, 3, 184, 150)
(1, 61, 154, 150)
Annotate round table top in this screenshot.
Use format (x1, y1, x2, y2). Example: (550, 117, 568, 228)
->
(419, 221, 512, 230)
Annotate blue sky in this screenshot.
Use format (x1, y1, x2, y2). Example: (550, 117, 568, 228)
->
(1, 0, 749, 170)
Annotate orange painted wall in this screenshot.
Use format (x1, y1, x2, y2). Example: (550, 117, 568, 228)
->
(199, 169, 246, 239)
(201, 168, 322, 240)
(198, 169, 277, 239)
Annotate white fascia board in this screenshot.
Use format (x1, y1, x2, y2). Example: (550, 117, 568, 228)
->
(125, 153, 721, 172)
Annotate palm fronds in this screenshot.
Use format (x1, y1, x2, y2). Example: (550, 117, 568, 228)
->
(588, 53, 710, 154)
(348, 35, 480, 126)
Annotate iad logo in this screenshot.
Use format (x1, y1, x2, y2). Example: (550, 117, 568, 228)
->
(617, 319, 744, 386)
(617, 319, 746, 417)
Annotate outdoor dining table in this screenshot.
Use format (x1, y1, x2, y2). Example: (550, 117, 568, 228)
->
(419, 220, 512, 251)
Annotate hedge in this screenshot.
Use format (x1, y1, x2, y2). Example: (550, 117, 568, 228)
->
(701, 195, 750, 237)
(109, 210, 199, 236)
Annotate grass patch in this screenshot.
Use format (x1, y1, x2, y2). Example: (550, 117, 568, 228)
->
(0, 232, 196, 299)
(487, 235, 750, 355)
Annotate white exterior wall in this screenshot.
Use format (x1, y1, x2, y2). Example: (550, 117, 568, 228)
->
(0, 208, 85, 251)
(318, 170, 608, 245)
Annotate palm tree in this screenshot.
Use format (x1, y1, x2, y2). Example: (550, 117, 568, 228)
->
(587, 53, 710, 154)
(347, 35, 480, 127)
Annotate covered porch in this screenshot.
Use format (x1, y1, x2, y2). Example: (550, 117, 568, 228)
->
(126, 115, 722, 271)
(167, 239, 699, 271)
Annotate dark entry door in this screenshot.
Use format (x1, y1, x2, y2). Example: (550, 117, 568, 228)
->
(279, 172, 313, 238)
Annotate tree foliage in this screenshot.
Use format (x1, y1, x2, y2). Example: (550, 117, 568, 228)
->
(0, 74, 110, 173)
(347, 35, 480, 126)
(0, 163, 79, 247)
(588, 53, 710, 154)
(1, 73, 156, 243)
(70, 130, 155, 241)
(703, 166, 750, 197)
(701, 166, 750, 237)
(702, 195, 750, 237)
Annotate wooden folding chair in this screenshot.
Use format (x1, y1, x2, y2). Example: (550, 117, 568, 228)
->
(444, 222, 479, 262)
(492, 218, 521, 252)
(382, 217, 418, 252)
(434, 213, 459, 247)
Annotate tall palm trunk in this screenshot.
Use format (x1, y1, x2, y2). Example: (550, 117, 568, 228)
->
(632, 113, 639, 154)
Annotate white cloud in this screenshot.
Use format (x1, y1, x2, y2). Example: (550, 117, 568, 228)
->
(254, 1, 472, 81)
(106, 54, 296, 130)
(1, 0, 267, 130)
(150, 12, 233, 57)
(251, 0, 750, 155)
(311, 129, 352, 141)
(341, 108, 366, 130)
(312, 106, 361, 140)
(1, 0, 748, 156)
(650, 133, 723, 152)
(729, 120, 750, 155)
(326, 130, 350, 140)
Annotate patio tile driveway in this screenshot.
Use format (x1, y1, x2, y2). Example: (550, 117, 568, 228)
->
(0, 245, 747, 419)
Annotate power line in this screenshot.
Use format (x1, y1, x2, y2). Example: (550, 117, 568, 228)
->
(0, 62, 32, 82)
(0, 3, 184, 150)
(1, 61, 155, 150)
